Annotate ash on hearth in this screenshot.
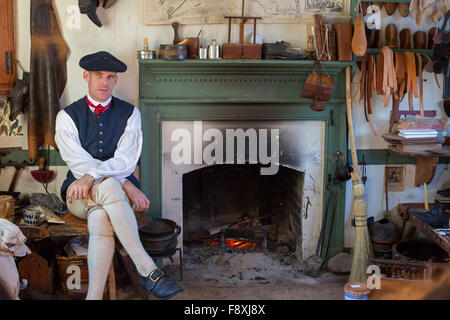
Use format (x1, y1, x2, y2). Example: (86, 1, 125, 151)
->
(182, 243, 311, 285)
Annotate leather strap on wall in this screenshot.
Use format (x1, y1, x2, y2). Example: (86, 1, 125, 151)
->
(395, 52, 405, 100)
(405, 51, 418, 111)
(367, 54, 377, 136)
(382, 46, 397, 107)
(376, 53, 384, 95)
(416, 53, 424, 117)
(360, 53, 368, 103)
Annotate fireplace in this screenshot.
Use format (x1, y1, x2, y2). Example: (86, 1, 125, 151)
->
(183, 163, 304, 254)
(138, 59, 352, 263)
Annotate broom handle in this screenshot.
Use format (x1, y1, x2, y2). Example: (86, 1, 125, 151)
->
(346, 66, 359, 174)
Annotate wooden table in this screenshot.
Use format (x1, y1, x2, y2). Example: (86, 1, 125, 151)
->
(398, 203, 450, 256)
(19, 211, 150, 299)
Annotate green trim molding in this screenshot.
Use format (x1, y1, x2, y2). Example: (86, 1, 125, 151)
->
(2, 148, 449, 168)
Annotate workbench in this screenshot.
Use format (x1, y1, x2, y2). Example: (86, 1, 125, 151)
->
(398, 203, 450, 257)
(17, 211, 150, 300)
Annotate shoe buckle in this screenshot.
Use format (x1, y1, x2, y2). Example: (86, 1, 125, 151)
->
(149, 269, 164, 283)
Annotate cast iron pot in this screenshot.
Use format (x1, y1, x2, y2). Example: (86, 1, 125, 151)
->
(139, 218, 181, 256)
(392, 239, 448, 263)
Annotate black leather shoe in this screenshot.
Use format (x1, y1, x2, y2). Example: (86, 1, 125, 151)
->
(412, 207, 450, 228)
(139, 268, 183, 299)
(437, 187, 450, 198)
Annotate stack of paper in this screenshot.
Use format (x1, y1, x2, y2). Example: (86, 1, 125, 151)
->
(398, 129, 439, 139)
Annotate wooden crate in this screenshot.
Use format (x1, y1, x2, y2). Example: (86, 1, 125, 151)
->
(56, 254, 111, 299)
(56, 255, 89, 295)
(222, 43, 262, 60)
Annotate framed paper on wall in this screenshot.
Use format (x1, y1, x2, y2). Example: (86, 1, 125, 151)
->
(143, 0, 351, 25)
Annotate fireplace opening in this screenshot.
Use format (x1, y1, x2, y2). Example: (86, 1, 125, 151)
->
(182, 163, 305, 258)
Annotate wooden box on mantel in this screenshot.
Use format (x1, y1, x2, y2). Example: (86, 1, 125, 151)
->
(222, 43, 262, 60)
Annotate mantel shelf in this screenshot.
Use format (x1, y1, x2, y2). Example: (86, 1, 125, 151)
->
(139, 59, 354, 76)
(360, 0, 410, 2)
(139, 59, 354, 103)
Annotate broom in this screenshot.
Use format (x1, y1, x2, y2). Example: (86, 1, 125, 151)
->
(345, 66, 373, 283)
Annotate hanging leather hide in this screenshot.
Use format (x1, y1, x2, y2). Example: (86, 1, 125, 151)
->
(28, 0, 69, 160)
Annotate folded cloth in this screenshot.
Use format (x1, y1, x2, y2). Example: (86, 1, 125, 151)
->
(0, 218, 31, 257)
(30, 193, 68, 215)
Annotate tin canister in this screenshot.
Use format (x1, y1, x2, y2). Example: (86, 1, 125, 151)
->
(137, 50, 156, 60)
(198, 48, 208, 59)
(208, 45, 221, 59)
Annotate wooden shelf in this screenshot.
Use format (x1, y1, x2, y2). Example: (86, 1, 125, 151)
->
(388, 145, 450, 158)
(356, 49, 434, 61)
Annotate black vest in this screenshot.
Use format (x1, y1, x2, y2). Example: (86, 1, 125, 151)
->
(60, 96, 140, 200)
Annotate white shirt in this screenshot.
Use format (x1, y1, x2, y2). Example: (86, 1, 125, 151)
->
(55, 95, 143, 184)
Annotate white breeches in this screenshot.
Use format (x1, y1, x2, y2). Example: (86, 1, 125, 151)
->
(66, 177, 156, 300)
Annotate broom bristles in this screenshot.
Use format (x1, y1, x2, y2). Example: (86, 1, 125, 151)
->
(349, 177, 373, 283)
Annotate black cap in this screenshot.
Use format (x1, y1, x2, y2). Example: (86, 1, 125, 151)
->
(79, 51, 127, 73)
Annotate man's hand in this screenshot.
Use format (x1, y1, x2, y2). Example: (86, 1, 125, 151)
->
(122, 180, 150, 212)
(66, 174, 95, 203)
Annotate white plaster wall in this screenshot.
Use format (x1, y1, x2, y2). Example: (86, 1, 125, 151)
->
(0, 0, 449, 249)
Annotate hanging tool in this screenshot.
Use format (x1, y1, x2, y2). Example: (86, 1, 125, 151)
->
(304, 152, 343, 277)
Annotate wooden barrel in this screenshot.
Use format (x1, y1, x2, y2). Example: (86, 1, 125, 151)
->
(0, 195, 14, 222)
(159, 44, 187, 60)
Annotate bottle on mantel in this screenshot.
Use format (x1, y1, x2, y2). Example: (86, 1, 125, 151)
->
(144, 38, 149, 51)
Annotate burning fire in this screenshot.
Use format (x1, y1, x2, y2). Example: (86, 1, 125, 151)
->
(207, 238, 259, 249)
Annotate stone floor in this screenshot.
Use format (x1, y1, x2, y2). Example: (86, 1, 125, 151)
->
(116, 244, 350, 300)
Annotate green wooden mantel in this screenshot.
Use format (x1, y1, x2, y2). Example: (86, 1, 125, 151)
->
(139, 59, 354, 261)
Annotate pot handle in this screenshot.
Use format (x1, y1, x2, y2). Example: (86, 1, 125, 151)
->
(175, 224, 181, 236)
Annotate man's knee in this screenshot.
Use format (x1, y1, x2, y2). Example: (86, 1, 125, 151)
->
(95, 177, 127, 204)
(88, 209, 114, 237)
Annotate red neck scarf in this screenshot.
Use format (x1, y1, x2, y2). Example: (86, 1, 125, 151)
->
(86, 96, 112, 114)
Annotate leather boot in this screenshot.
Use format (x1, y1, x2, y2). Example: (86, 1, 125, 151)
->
(398, 3, 409, 17)
(413, 31, 427, 49)
(428, 27, 438, 49)
(78, 0, 102, 27)
(262, 41, 307, 60)
(399, 29, 411, 49)
(385, 24, 399, 48)
(385, 2, 398, 15)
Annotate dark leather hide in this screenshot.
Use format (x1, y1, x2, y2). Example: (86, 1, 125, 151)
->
(28, 0, 68, 160)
